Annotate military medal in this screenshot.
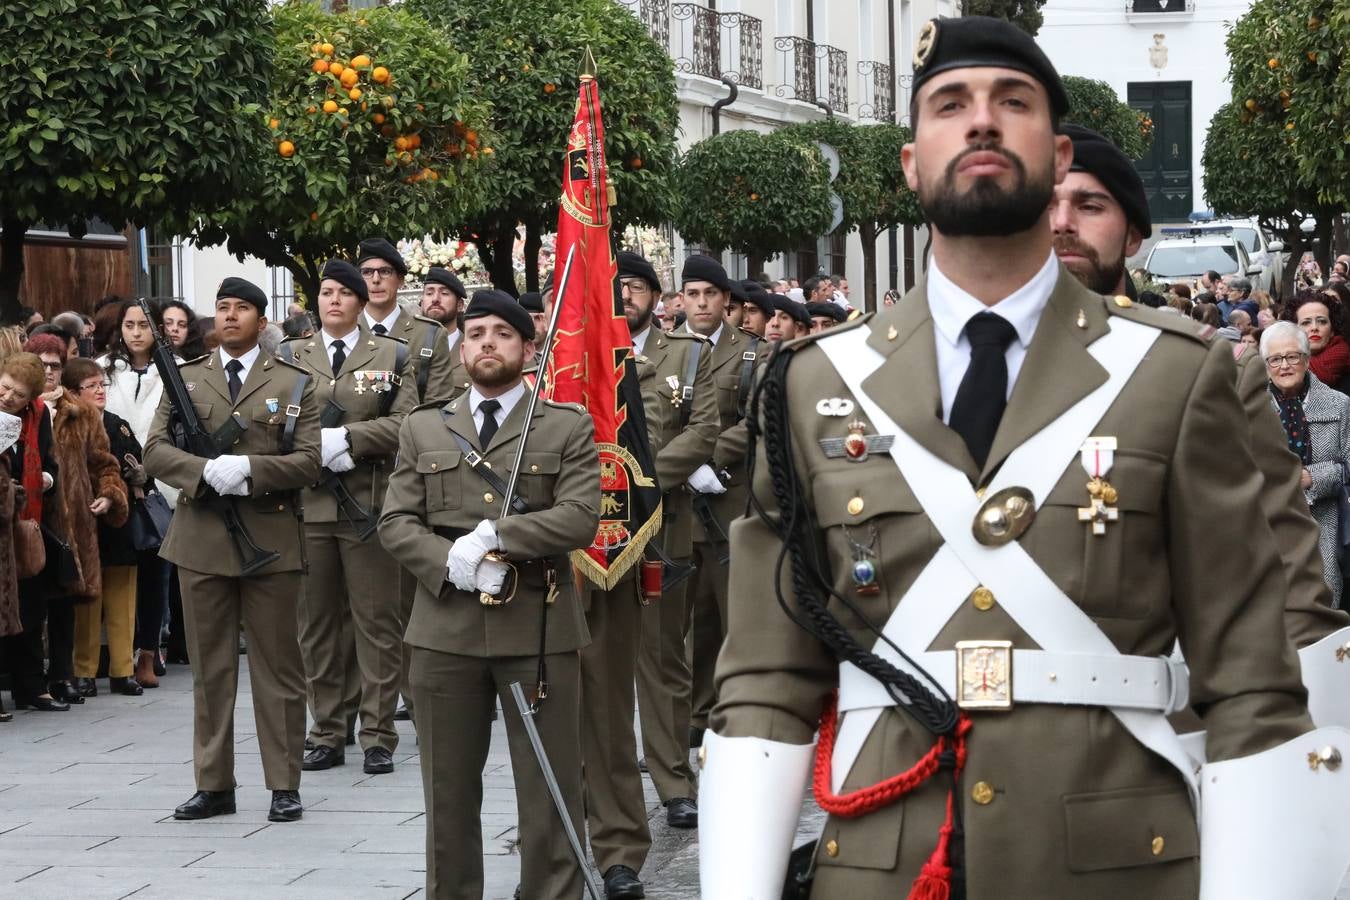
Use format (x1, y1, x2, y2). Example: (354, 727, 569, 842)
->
(843, 524, 880, 596)
(1077, 436, 1120, 536)
(353, 371, 367, 394)
(666, 374, 686, 408)
(819, 421, 895, 462)
(815, 397, 855, 417)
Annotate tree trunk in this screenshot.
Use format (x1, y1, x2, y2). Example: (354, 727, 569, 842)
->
(747, 252, 765, 280)
(1314, 211, 1336, 280)
(1276, 223, 1304, 301)
(0, 217, 29, 326)
(282, 256, 322, 311)
(481, 233, 517, 296)
(524, 221, 542, 294)
(859, 222, 878, 313)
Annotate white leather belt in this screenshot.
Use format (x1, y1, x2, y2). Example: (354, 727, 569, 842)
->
(837, 647, 1190, 714)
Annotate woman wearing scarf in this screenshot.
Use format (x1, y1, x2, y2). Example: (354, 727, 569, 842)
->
(1265, 320, 1350, 607)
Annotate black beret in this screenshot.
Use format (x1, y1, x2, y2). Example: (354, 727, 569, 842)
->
(1061, 123, 1153, 239)
(356, 237, 408, 278)
(728, 279, 748, 303)
(741, 281, 774, 314)
(217, 276, 268, 312)
(320, 259, 370, 304)
(774, 296, 811, 328)
(464, 289, 536, 341)
(425, 266, 466, 300)
(911, 16, 1068, 118)
(518, 291, 544, 313)
(681, 255, 733, 293)
(806, 302, 846, 323)
(617, 251, 662, 292)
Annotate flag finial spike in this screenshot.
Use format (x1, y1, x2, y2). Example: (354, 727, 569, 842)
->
(579, 47, 597, 81)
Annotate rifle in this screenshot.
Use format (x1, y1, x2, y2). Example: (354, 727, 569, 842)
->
(138, 299, 280, 576)
(691, 492, 731, 566)
(317, 399, 378, 540)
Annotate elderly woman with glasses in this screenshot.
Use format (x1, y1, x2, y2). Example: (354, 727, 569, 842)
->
(1264, 320, 1350, 607)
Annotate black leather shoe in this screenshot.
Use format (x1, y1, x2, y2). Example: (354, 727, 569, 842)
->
(302, 745, 344, 771)
(602, 865, 645, 899)
(665, 797, 698, 829)
(268, 789, 303, 822)
(688, 726, 705, 749)
(17, 695, 70, 712)
(174, 790, 236, 820)
(363, 747, 394, 775)
(110, 676, 143, 696)
(49, 681, 84, 705)
(394, 705, 412, 721)
(75, 677, 98, 698)
(304, 736, 316, 752)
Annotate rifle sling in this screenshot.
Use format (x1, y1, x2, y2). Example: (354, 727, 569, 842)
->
(736, 336, 761, 421)
(678, 338, 702, 430)
(280, 370, 309, 455)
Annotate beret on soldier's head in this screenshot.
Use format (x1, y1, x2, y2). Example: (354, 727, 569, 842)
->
(806, 301, 846, 323)
(728, 279, 748, 303)
(616, 252, 662, 292)
(217, 276, 269, 312)
(517, 291, 544, 313)
(320, 259, 370, 304)
(681, 254, 733, 293)
(1061, 124, 1153, 239)
(741, 281, 774, 314)
(425, 266, 466, 300)
(911, 16, 1068, 118)
(464, 289, 536, 341)
(355, 237, 408, 277)
(775, 296, 812, 328)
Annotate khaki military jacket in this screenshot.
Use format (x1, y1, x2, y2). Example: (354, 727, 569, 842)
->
(381, 303, 457, 403)
(633, 328, 719, 558)
(713, 270, 1312, 898)
(445, 328, 470, 401)
(378, 392, 601, 657)
(144, 350, 321, 576)
(282, 326, 419, 526)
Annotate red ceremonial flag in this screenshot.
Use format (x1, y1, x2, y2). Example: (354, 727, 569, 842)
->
(544, 52, 662, 588)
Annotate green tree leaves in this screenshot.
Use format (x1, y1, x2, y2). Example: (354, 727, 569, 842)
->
(1061, 76, 1151, 160)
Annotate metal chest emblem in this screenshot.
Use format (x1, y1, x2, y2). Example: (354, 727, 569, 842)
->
(955, 640, 1013, 710)
(185, 382, 196, 392)
(816, 397, 855, 417)
(1077, 437, 1120, 536)
(666, 375, 691, 408)
(820, 421, 894, 462)
(972, 486, 1036, 546)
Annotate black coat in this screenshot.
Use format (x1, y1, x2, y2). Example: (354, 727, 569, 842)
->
(97, 410, 143, 567)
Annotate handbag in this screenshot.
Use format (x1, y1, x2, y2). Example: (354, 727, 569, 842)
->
(129, 489, 173, 552)
(14, 518, 45, 579)
(1338, 461, 1350, 549)
(40, 523, 79, 591)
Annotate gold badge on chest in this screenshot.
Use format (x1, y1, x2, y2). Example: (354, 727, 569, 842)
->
(1076, 436, 1120, 536)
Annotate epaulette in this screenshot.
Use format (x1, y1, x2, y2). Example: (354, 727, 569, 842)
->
(781, 310, 875, 352)
(665, 329, 707, 342)
(737, 326, 762, 340)
(542, 398, 587, 415)
(272, 356, 311, 375)
(372, 330, 409, 344)
(412, 313, 447, 329)
(177, 353, 210, 368)
(409, 398, 450, 414)
(1102, 294, 1212, 344)
(281, 335, 306, 344)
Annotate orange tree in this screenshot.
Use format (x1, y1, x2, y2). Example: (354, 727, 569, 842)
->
(673, 129, 832, 276)
(780, 120, 921, 311)
(0, 0, 270, 322)
(1062, 76, 1151, 160)
(180, 0, 492, 303)
(408, 0, 678, 293)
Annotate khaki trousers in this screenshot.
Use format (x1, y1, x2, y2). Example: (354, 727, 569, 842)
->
(410, 647, 583, 900)
(636, 558, 697, 802)
(179, 567, 306, 791)
(299, 523, 401, 752)
(685, 539, 730, 730)
(580, 573, 651, 873)
(396, 566, 417, 719)
(74, 565, 137, 678)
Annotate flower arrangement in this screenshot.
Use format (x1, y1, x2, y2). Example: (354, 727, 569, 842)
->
(399, 238, 488, 284)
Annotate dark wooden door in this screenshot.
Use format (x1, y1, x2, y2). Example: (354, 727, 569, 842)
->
(1128, 81, 1192, 223)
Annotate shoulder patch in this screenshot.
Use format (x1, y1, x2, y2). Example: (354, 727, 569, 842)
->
(780, 310, 875, 352)
(273, 356, 311, 375)
(1103, 296, 1212, 345)
(542, 398, 587, 415)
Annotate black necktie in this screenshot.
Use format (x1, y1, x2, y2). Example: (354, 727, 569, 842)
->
(225, 359, 244, 403)
(371, 323, 388, 336)
(478, 399, 501, 450)
(949, 312, 1018, 469)
(331, 340, 346, 376)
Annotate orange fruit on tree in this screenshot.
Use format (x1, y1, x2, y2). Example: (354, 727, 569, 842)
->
(306, 105, 317, 114)
(329, 61, 345, 77)
(340, 68, 359, 88)
(337, 107, 348, 116)
(372, 112, 385, 124)
(313, 59, 329, 74)
(311, 43, 322, 55)
(372, 66, 390, 84)
(483, 146, 494, 156)
(428, 169, 440, 181)
(351, 54, 371, 69)
(1267, 57, 1279, 68)
(398, 150, 413, 165)
(395, 136, 410, 151)
(323, 99, 339, 114)
(380, 124, 395, 138)
(269, 118, 280, 130)
(1308, 51, 1319, 62)
(278, 140, 295, 158)
(408, 134, 422, 149)
(321, 42, 334, 56)
(349, 88, 362, 101)
(382, 95, 396, 108)
(466, 130, 479, 145)
(630, 157, 642, 169)
(310, 212, 319, 221)
(544, 83, 556, 94)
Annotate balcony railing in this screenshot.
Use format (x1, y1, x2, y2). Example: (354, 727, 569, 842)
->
(617, 0, 671, 49)
(671, 4, 763, 90)
(773, 37, 848, 114)
(857, 60, 894, 120)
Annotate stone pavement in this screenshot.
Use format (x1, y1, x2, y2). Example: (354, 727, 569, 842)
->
(0, 657, 754, 900)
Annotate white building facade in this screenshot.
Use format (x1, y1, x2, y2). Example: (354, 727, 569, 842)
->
(1037, 0, 1255, 225)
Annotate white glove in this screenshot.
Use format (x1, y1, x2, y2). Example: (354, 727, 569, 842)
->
(475, 555, 509, 595)
(320, 427, 350, 467)
(445, 519, 500, 591)
(204, 455, 250, 495)
(687, 464, 727, 495)
(326, 450, 356, 473)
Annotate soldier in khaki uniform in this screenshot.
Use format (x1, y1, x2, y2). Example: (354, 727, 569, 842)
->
(144, 277, 321, 824)
(700, 18, 1316, 898)
(357, 238, 457, 403)
(283, 260, 419, 776)
(378, 290, 600, 900)
(418, 265, 470, 402)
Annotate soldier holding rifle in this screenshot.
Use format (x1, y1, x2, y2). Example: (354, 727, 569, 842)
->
(144, 277, 320, 823)
(378, 290, 600, 899)
(281, 260, 418, 777)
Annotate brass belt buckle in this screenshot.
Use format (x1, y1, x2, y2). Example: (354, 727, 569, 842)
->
(955, 640, 1013, 711)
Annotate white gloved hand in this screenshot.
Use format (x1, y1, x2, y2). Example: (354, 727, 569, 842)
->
(687, 463, 727, 495)
(326, 450, 356, 473)
(320, 427, 350, 467)
(204, 455, 250, 495)
(475, 555, 509, 595)
(445, 519, 501, 590)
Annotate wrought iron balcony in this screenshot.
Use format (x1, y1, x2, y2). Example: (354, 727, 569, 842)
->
(773, 36, 848, 114)
(857, 60, 894, 120)
(671, 4, 763, 90)
(617, 0, 671, 49)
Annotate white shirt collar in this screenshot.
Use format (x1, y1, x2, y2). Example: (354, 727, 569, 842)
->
(323, 327, 361, 353)
(469, 381, 527, 423)
(928, 251, 1059, 351)
(364, 306, 402, 332)
(218, 344, 261, 384)
(632, 326, 653, 356)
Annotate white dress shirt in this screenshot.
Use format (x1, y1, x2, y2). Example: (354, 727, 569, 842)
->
(323, 327, 360, 369)
(631, 326, 653, 356)
(218, 344, 262, 387)
(469, 381, 527, 437)
(364, 306, 402, 333)
(927, 251, 1059, 423)
(446, 328, 461, 355)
